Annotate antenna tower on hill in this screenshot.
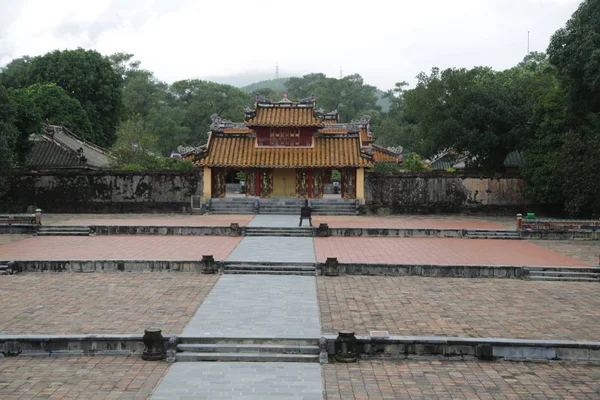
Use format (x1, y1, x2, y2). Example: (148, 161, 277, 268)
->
(276, 63, 279, 79)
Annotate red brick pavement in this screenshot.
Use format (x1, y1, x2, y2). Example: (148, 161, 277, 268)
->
(314, 237, 590, 266)
(0, 356, 168, 399)
(317, 276, 600, 340)
(0, 273, 218, 334)
(313, 215, 507, 229)
(51, 214, 255, 227)
(324, 360, 600, 399)
(0, 235, 241, 261)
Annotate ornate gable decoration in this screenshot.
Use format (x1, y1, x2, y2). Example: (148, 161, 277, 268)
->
(210, 114, 248, 133)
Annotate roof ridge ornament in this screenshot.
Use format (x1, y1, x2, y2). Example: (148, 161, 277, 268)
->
(299, 94, 317, 104)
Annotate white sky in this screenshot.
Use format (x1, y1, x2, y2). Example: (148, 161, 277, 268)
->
(0, 0, 582, 90)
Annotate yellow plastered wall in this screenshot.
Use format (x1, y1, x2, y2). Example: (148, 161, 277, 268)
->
(203, 167, 212, 201)
(356, 168, 365, 204)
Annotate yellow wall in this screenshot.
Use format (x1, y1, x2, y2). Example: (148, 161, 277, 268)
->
(356, 167, 365, 204)
(272, 169, 297, 197)
(203, 167, 212, 201)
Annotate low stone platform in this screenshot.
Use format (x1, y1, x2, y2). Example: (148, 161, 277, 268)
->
(0, 356, 168, 399)
(323, 360, 600, 399)
(317, 276, 600, 341)
(315, 237, 590, 266)
(0, 273, 217, 335)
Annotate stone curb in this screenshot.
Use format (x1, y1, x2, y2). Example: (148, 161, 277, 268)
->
(322, 334, 600, 363)
(3, 334, 599, 363)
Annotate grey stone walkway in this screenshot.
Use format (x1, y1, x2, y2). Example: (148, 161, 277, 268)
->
(247, 214, 306, 227)
(226, 236, 316, 263)
(182, 275, 321, 338)
(152, 363, 323, 400)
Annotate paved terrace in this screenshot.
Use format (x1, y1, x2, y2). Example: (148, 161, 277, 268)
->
(0, 273, 217, 335)
(0, 236, 241, 261)
(324, 360, 600, 399)
(315, 237, 591, 266)
(0, 356, 168, 400)
(318, 276, 600, 341)
(44, 213, 255, 226)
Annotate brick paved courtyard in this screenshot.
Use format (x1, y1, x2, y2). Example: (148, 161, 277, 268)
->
(0, 356, 168, 400)
(0, 273, 217, 334)
(313, 215, 510, 229)
(0, 235, 241, 261)
(317, 276, 600, 341)
(529, 240, 599, 266)
(48, 213, 254, 227)
(323, 360, 600, 399)
(314, 237, 591, 266)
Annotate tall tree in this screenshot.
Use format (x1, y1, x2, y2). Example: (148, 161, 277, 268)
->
(1, 49, 122, 147)
(0, 85, 18, 194)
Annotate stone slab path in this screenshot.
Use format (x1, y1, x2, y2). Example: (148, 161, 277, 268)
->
(153, 235, 323, 398)
(182, 275, 321, 338)
(152, 363, 323, 400)
(227, 236, 316, 263)
(247, 214, 303, 228)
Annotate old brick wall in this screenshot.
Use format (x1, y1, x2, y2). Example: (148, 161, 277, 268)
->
(0, 170, 203, 213)
(366, 172, 533, 214)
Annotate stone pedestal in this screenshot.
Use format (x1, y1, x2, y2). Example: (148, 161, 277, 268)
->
(324, 257, 339, 276)
(334, 331, 357, 363)
(229, 223, 242, 236)
(142, 328, 164, 361)
(201, 255, 217, 274)
(317, 223, 330, 237)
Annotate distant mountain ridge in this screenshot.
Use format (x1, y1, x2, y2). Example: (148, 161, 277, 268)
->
(207, 74, 390, 112)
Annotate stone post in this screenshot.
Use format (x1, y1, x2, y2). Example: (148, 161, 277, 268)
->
(229, 223, 242, 236)
(142, 328, 164, 361)
(516, 213, 522, 230)
(317, 223, 330, 237)
(334, 331, 357, 363)
(324, 257, 339, 276)
(200, 255, 217, 274)
(165, 336, 179, 363)
(35, 209, 42, 225)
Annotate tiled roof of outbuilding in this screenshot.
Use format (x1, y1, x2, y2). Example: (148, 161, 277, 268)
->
(26, 140, 86, 168)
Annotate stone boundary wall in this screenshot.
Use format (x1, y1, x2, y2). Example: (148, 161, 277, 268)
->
(366, 172, 533, 214)
(0, 170, 203, 213)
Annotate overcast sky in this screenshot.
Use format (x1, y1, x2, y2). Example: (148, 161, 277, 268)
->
(0, 0, 582, 90)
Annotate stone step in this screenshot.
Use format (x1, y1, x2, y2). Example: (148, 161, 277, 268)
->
(37, 232, 90, 236)
(179, 337, 317, 346)
(245, 233, 313, 237)
(224, 270, 315, 276)
(528, 276, 600, 282)
(208, 211, 255, 214)
(177, 343, 319, 354)
(312, 212, 357, 216)
(175, 352, 319, 363)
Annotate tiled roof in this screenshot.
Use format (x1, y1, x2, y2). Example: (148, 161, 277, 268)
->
(26, 140, 86, 168)
(360, 128, 374, 143)
(372, 147, 399, 163)
(223, 127, 253, 134)
(318, 128, 348, 134)
(245, 106, 323, 127)
(195, 135, 373, 168)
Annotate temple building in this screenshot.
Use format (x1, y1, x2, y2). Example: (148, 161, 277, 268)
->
(179, 95, 400, 204)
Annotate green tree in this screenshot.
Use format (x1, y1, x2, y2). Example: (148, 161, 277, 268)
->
(110, 115, 163, 169)
(0, 85, 18, 194)
(170, 79, 252, 144)
(1, 49, 122, 147)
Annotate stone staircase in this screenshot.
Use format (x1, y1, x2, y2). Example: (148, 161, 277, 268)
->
(258, 199, 304, 215)
(176, 337, 320, 363)
(465, 229, 521, 239)
(222, 261, 317, 276)
(310, 198, 358, 216)
(37, 226, 91, 236)
(245, 227, 313, 237)
(525, 266, 600, 282)
(207, 198, 257, 214)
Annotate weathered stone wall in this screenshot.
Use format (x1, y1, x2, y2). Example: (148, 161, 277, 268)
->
(366, 172, 533, 214)
(0, 170, 202, 213)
